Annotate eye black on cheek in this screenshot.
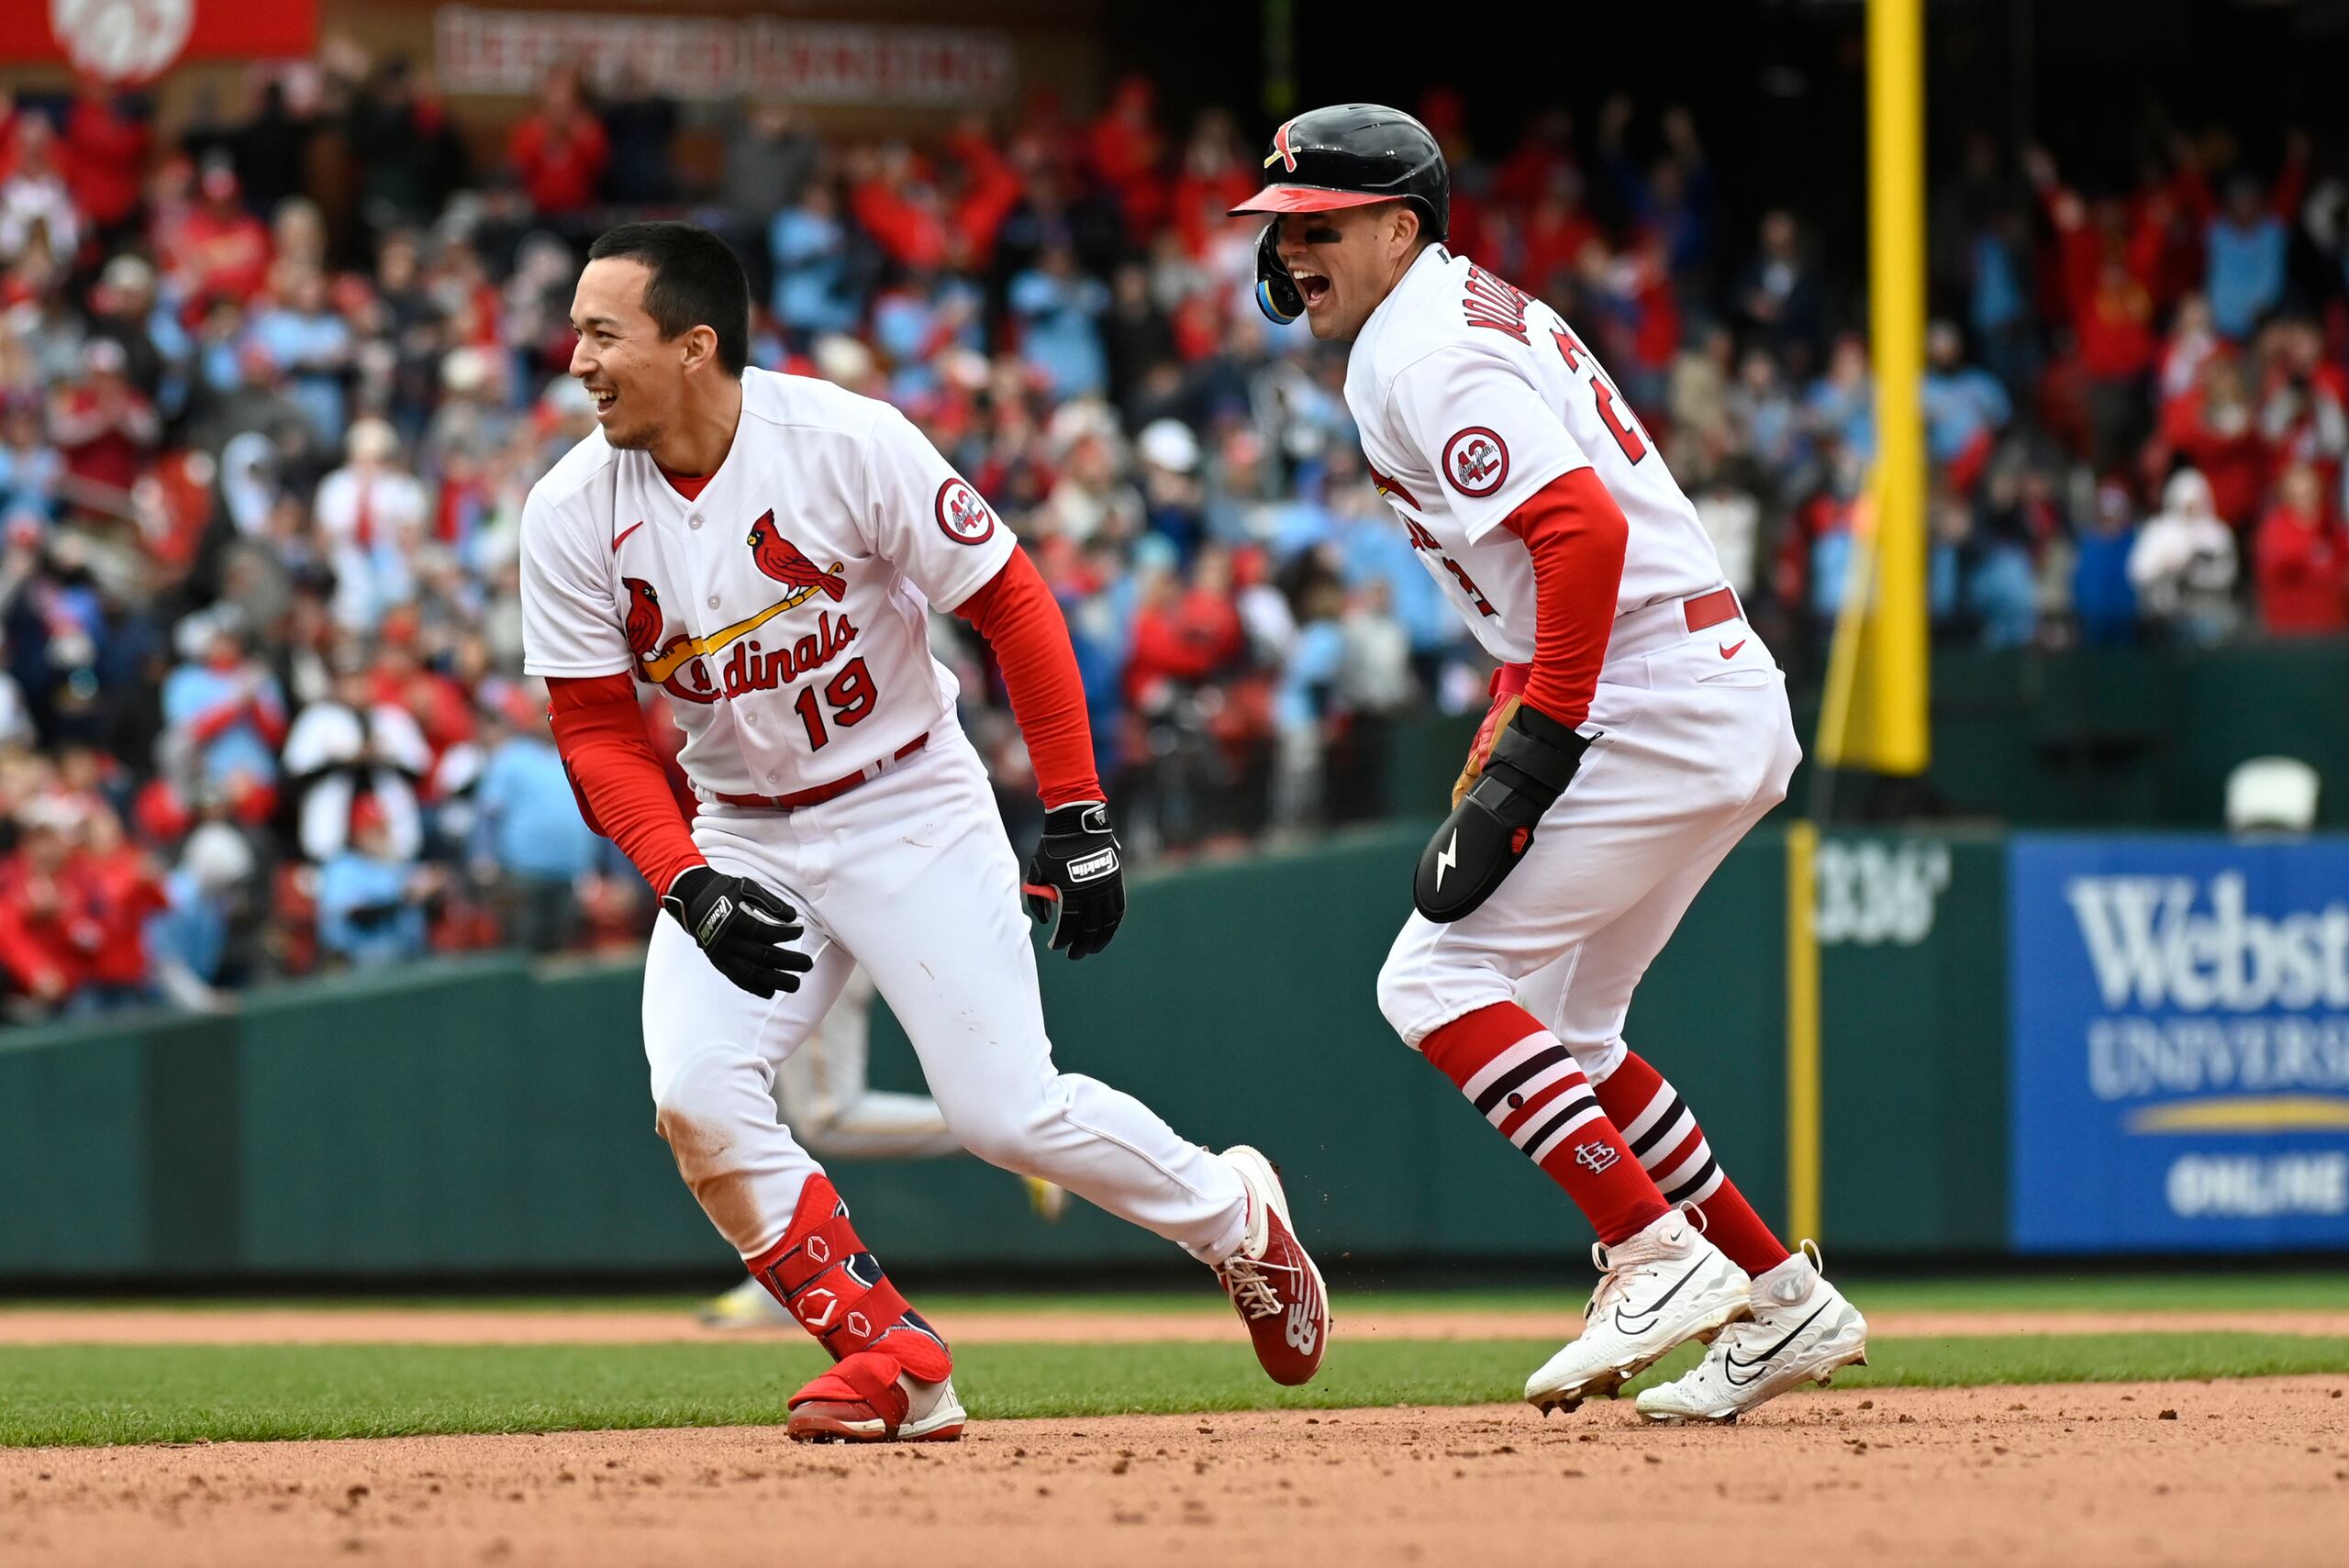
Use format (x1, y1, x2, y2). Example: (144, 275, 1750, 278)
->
(1304, 227, 1342, 245)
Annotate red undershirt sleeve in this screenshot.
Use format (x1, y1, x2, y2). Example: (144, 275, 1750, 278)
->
(952, 549, 1104, 809)
(546, 673, 707, 895)
(1499, 467, 1630, 731)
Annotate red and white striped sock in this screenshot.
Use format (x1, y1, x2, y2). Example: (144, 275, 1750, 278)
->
(1592, 1049, 1791, 1274)
(1420, 1002, 1669, 1246)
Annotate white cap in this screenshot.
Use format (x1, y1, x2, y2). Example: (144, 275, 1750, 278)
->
(1138, 418, 1200, 473)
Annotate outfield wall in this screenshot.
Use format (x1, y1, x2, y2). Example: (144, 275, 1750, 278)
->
(2, 822, 2342, 1284)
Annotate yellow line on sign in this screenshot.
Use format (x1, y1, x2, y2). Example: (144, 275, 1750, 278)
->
(2127, 1096, 2349, 1134)
(1787, 822, 1822, 1242)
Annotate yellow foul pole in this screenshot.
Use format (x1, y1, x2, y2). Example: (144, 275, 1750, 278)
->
(1860, 0, 1930, 774)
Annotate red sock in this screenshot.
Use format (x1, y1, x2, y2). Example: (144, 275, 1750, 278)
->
(1420, 1002, 1668, 1245)
(1591, 1049, 1791, 1274)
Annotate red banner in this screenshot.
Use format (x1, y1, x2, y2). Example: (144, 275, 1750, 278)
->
(4, 1, 319, 83)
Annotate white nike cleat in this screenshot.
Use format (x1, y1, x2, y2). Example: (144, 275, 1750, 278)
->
(698, 1275, 794, 1329)
(1523, 1208, 1752, 1416)
(1634, 1240, 1869, 1424)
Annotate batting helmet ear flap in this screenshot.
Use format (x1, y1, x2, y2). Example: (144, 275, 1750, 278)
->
(1253, 223, 1305, 325)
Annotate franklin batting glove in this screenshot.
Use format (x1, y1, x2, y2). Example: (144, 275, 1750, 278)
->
(1022, 802, 1126, 960)
(662, 866, 816, 998)
(1414, 704, 1591, 923)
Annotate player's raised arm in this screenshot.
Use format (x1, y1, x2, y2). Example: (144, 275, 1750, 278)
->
(1385, 350, 1630, 921)
(853, 405, 1121, 960)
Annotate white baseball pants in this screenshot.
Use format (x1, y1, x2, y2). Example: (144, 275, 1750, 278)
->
(770, 965, 964, 1161)
(1376, 600, 1803, 1083)
(640, 728, 1249, 1264)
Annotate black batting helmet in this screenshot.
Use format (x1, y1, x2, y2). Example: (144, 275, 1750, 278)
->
(1229, 104, 1450, 244)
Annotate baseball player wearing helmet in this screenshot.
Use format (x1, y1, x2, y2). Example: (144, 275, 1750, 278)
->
(1233, 106, 1865, 1424)
(524, 223, 1327, 1441)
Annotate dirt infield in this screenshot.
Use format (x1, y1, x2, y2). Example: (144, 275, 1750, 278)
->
(3, 1305, 2348, 1343)
(4, 1377, 2344, 1568)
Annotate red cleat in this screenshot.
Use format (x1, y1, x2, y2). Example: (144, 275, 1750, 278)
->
(1214, 1146, 1330, 1385)
(786, 1350, 966, 1444)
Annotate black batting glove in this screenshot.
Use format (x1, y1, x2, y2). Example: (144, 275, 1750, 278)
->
(1022, 801, 1126, 960)
(1252, 222, 1305, 325)
(1413, 704, 1592, 924)
(662, 865, 815, 998)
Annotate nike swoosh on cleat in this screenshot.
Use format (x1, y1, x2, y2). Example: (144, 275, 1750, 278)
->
(1610, 1261, 1707, 1334)
(1721, 1300, 1831, 1387)
(613, 520, 647, 552)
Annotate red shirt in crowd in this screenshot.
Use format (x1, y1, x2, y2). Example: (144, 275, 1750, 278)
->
(508, 110, 609, 217)
(2254, 502, 2349, 635)
(76, 843, 168, 989)
(49, 381, 160, 495)
(171, 201, 272, 303)
(0, 850, 103, 1003)
(1123, 584, 1242, 709)
(63, 93, 150, 228)
(2156, 383, 2272, 528)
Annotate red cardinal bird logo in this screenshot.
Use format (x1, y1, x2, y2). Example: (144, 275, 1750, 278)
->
(623, 577, 665, 658)
(747, 512, 847, 602)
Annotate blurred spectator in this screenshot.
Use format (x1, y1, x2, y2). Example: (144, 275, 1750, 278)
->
(0, 112, 78, 267)
(2130, 468, 2238, 644)
(1011, 245, 1112, 398)
(248, 260, 355, 447)
(2072, 482, 2141, 646)
(1733, 211, 1829, 376)
(722, 102, 819, 217)
(281, 660, 430, 863)
(507, 69, 607, 223)
(47, 339, 158, 500)
(315, 794, 434, 969)
(600, 67, 681, 207)
(2206, 151, 2301, 341)
(62, 82, 150, 242)
(470, 689, 604, 952)
(144, 818, 256, 1008)
(2254, 463, 2349, 636)
(1920, 322, 2010, 494)
(166, 160, 271, 305)
(0, 801, 100, 1016)
(160, 610, 286, 808)
(313, 417, 429, 630)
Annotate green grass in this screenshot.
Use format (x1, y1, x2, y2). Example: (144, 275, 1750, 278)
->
(3, 1333, 2344, 1447)
(9, 1271, 2347, 1320)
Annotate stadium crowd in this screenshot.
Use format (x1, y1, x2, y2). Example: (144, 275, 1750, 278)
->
(0, 51, 2344, 1018)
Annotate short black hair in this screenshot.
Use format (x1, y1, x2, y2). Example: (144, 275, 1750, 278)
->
(586, 222, 750, 376)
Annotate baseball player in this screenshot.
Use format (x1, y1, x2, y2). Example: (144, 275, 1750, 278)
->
(1232, 106, 1866, 1424)
(523, 222, 1327, 1442)
(697, 964, 1068, 1330)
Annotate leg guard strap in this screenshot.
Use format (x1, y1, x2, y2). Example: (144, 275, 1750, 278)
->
(747, 1176, 952, 1382)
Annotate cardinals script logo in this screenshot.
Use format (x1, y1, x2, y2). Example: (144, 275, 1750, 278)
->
(1442, 427, 1510, 498)
(618, 513, 859, 703)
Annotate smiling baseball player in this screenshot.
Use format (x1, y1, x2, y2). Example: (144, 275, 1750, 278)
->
(523, 222, 1326, 1442)
(1232, 106, 1865, 1424)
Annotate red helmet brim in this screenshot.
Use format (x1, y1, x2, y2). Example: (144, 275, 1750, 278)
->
(1227, 184, 1397, 217)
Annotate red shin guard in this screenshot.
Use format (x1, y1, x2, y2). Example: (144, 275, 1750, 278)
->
(748, 1175, 952, 1385)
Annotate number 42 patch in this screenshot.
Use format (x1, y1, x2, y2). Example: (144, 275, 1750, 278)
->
(1442, 428, 1510, 497)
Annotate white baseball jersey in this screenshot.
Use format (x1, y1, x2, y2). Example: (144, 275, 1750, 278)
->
(1346, 245, 1724, 662)
(519, 368, 1015, 799)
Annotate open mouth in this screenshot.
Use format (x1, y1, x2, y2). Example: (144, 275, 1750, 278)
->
(1289, 263, 1332, 311)
(588, 387, 618, 417)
